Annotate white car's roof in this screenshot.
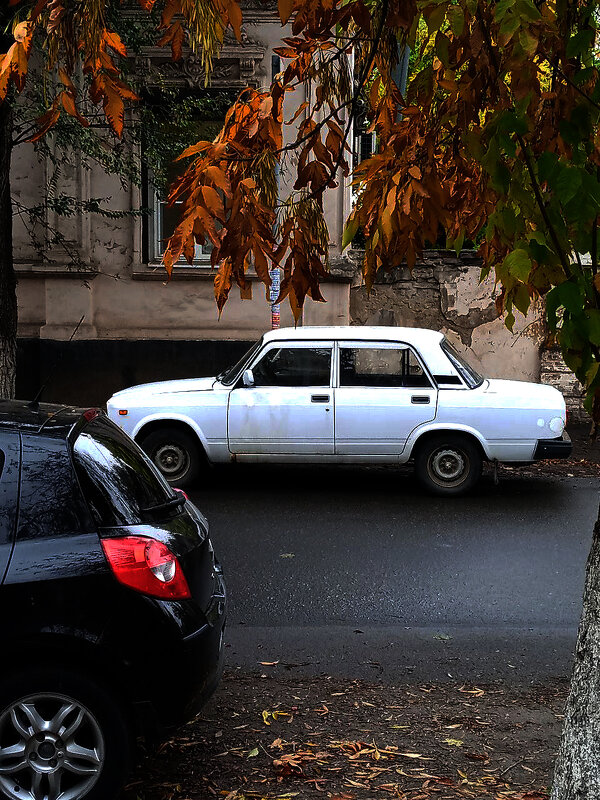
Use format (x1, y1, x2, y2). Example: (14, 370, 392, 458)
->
(262, 326, 446, 345)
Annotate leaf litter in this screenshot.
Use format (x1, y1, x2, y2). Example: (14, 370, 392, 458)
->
(123, 673, 566, 800)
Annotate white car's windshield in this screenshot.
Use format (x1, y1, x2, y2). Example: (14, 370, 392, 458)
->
(217, 337, 264, 385)
(441, 340, 484, 389)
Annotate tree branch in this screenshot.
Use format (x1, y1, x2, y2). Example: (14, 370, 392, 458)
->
(475, 5, 573, 278)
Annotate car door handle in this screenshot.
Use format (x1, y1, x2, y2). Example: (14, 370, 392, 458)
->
(311, 394, 330, 403)
(411, 395, 430, 404)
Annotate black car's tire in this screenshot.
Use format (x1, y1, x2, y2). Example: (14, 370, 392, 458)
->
(140, 426, 202, 488)
(414, 434, 482, 496)
(0, 668, 131, 800)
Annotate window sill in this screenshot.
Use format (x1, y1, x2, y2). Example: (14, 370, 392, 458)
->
(132, 263, 354, 283)
(15, 262, 100, 279)
(132, 262, 216, 280)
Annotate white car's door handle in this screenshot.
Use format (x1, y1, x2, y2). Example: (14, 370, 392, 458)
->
(411, 395, 430, 404)
(311, 394, 330, 403)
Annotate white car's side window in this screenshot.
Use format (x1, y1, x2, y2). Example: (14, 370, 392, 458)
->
(339, 346, 432, 389)
(252, 346, 332, 388)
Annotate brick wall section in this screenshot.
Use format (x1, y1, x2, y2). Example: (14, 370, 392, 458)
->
(541, 348, 587, 423)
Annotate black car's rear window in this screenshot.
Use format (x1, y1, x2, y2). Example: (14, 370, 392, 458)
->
(73, 416, 176, 527)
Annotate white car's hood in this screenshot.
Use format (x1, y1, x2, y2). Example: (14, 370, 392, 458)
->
(110, 376, 216, 400)
(483, 378, 565, 410)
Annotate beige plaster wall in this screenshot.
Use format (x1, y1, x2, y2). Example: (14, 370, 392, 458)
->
(12, 14, 353, 343)
(349, 250, 546, 383)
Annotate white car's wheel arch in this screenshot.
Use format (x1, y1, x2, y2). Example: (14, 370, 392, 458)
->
(132, 413, 209, 459)
(405, 423, 491, 461)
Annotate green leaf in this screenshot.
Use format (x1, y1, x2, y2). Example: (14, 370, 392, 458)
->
(582, 172, 600, 208)
(559, 119, 583, 148)
(514, 0, 541, 21)
(497, 132, 517, 157)
(426, 2, 448, 35)
(505, 310, 516, 332)
(435, 31, 450, 67)
(447, 5, 464, 35)
(537, 152, 559, 184)
(499, 13, 521, 39)
(528, 229, 547, 247)
(559, 281, 584, 314)
(586, 309, 600, 346)
(497, 110, 528, 136)
(247, 748, 259, 758)
(575, 67, 596, 86)
(491, 161, 511, 193)
(519, 29, 537, 55)
(547, 281, 583, 331)
(493, 0, 515, 22)
(503, 248, 532, 281)
(447, 229, 465, 255)
(546, 285, 561, 331)
(566, 30, 595, 59)
(586, 361, 600, 387)
(342, 214, 359, 250)
(554, 167, 582, 204)
(513, 283, 531, 315)
(500, 207, 518, 237)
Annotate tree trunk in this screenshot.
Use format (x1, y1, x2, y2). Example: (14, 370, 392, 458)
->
(551, 507, 600, 799)
(0, 92, 17, 399)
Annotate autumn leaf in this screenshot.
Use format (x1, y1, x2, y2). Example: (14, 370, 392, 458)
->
(278, 0, 295, 25)
(158, 21, 186, 61)
(102, 30, 127, 57)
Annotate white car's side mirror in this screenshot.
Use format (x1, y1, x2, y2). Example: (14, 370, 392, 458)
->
(242, 368, 255, 387)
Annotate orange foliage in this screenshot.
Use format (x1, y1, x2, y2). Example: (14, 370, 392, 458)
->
(1, 0, 597, 329)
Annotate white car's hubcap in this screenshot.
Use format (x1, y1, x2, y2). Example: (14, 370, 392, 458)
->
(431, 449, 466, 482)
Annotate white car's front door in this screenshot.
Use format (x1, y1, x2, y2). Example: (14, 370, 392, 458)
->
(334, 342, 437, 456)
(227, 341, 334, 455)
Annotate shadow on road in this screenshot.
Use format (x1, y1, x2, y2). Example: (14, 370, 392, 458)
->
(193, 461, 587, 510)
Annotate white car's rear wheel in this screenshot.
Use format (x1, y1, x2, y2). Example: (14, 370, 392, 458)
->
(415, 434, 482, 496)
(140, 427, 201, 488)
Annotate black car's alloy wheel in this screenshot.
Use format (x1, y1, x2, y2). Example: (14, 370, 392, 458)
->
(0, 670, 129, 800)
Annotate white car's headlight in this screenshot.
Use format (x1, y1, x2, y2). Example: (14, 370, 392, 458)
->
(549, 416, 565, 435)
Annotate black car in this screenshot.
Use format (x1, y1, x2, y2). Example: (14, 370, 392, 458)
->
(0, 401, 226, 800)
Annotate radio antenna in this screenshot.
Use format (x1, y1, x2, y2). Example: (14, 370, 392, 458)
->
(28, 314, 86, 409)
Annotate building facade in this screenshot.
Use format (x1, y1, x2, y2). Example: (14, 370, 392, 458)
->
(11, 6, 583, 417)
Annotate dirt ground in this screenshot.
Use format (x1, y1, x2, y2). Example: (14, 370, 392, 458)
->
(124, 674, 567, 800)
(123, 425, 597, 800)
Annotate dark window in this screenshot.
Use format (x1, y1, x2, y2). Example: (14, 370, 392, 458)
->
(141, 89, 237, 263)
(73, 417, 176, 528)
(19, 435, 90, 539)
(252, 347, 332, 387)
(339, 347, 432, 388)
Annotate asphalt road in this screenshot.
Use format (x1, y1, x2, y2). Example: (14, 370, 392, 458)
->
(189, 467, 599, 682)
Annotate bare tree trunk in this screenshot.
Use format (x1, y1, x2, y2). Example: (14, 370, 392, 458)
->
(551, 509, 600, 799)
(0, 90, 17, 399)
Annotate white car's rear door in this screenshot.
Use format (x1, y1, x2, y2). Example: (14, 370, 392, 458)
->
(228, 341, 334, 455)
(334, 342, 437, 456)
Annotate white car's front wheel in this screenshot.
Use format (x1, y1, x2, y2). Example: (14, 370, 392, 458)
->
(415, 434, 482, 496)
(140, 427, 202, 488)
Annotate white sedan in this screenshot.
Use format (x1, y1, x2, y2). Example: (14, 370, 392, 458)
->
(106, 326, 571, 495)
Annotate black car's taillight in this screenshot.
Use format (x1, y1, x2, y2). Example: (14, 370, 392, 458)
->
(101, 536, 191, 600)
